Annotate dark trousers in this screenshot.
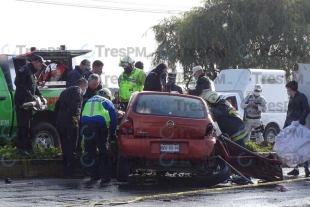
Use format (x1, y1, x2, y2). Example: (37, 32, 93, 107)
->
(82, 121, 110, 179)
(57, 125, 79, 175)
(15, 102, 33, 150)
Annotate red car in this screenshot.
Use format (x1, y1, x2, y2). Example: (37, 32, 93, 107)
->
(116, 91, 230, 184)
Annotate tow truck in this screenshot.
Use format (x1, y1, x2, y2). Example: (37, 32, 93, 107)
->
(0, 46, 91, 148)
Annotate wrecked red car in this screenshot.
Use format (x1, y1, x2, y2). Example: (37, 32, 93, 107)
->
(116, 91, 283, 185)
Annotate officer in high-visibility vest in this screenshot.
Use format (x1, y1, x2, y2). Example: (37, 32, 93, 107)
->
(81, 88, 117, 183)
(118, 56, 146, 110)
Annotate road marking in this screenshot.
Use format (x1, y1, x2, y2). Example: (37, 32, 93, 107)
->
(63, 177, 310, 207)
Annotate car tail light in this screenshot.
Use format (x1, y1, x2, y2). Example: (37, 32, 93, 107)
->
(120, 117, 134, 135)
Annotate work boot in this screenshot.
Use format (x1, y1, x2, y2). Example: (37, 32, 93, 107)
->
(287, 168, 299, 176)
(26, 149, 35, 154)
(305, 169, 310, 177)
(89, 175, 100, 182)
(100, 177, 111, 184)
(231, 175, 251, 185)
(18, 148, 30, 157)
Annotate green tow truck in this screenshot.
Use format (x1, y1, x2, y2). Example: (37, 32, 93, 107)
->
(0, 46, 91, 148)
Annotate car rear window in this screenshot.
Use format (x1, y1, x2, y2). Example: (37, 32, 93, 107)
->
(133, 94, 207, 119)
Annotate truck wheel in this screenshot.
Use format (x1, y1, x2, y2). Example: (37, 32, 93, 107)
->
(116, 154, 129, 182)
(32, 122, 60, 148)
(263, 124, 280, 143)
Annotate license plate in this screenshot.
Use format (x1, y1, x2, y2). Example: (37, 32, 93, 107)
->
(160, 144, 180, 153)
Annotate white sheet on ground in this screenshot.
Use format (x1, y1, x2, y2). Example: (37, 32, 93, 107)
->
(273, 122, 310, 167)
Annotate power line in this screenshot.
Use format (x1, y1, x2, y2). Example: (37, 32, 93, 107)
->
(90, 0, 192, 9)
(14, 0, 186, 14)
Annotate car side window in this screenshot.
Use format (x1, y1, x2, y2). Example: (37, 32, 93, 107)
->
(226, 96, 238, 110)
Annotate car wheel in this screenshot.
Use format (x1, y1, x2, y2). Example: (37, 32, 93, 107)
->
(116, 154, 129, 182)
(195, 161, 231, 187)
(263, 124, 280, 143)
(32, 122, 60, 148)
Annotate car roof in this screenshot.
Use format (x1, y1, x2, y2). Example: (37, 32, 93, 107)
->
(132, 91, 204, 100)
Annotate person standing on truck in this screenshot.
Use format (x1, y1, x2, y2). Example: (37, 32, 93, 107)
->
(144, 63, 168, 92)
(240, 84, 267, 144)
(166, 73, 183, 94)
(54, 78, 88, 179)
(81, 88, 117, 183)
(82, 60, 104, 80)
(185, 65, 211, 97)
(118, 56, 146, 110)
(66, 59, 91, 88)
(284, 81, 310, 177)
(14, 55, 47, 156)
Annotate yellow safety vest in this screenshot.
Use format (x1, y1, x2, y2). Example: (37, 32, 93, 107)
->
(119, 68, 143, 102)
(82, 95, 111, 128)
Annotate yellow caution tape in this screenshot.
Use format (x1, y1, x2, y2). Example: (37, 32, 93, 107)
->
(63, 177, 310, 207)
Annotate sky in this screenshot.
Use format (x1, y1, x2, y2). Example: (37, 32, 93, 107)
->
(1, 0, 203, 87)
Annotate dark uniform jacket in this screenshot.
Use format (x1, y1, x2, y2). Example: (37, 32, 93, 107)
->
(188, 73, 210, 96)
(167, 83, 183, 94)
(144, 69, 163, 92)
(285, 91, 310, 126)
(54, 86, 82, 127)
(210, 99, 247, 139)
(66, 66, 83, 88)
(14, 63, 42, 103)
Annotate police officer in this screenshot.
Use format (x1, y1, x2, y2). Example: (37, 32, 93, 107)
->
(14, 55, 47, 156)
(118, 56, 146, 110)
(240, 84, 267, 144)
(166, 73, 183, 94)
(81, 88, 117, 183)
(54, 78, 88, 178)
(185, 65, 211, 97)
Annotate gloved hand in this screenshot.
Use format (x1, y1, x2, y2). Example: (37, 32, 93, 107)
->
(39, 96, 46, 105)
(292, 120, 300, 127)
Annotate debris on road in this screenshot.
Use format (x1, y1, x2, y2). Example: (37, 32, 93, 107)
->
(278, 185, 287, 192)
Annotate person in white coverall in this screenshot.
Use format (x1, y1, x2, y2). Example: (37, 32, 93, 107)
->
(241, 84, 267, 144)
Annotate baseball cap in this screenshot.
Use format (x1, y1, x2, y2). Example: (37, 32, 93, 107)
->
(254, 84, 262, 91)
(192, 65, 203, 75)
(81, 59, 91, 70)
(168, 73, 177, 79)
(31, 55, 47, 66)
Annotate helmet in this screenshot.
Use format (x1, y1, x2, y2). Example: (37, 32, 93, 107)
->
(119, 56, 135, 67)
(204, 91, 220, 104)
(97, 88, 112, 100)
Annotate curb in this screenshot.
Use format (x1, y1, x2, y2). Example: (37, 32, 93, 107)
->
(0, 159, 64, 178)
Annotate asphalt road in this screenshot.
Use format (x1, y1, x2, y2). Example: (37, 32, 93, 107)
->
(1, 168, 309, 207)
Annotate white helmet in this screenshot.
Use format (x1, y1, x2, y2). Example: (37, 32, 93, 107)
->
(97, 88, 112, 100)
(204, 91, 220, 104)
(119, 56, 135, 67)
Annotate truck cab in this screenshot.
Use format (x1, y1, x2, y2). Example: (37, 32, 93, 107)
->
(0, 46, 91, 148)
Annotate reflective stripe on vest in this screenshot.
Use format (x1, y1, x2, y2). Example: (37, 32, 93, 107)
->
(119, 68, 143, 101)
(82, 95, 111, 128)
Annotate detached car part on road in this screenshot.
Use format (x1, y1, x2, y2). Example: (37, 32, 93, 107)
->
(0, 47, 91, 148)
(116, 92, 283, 185)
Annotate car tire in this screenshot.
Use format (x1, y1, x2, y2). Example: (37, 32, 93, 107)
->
(32, 122, 60, 148)
(263, 124, 280, 143)
(195, 162, 231, 187)
(116, 154, 129, 182)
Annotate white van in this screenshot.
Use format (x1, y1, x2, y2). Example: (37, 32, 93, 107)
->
(214, 69, 288, 142)
(294, 63, 310, 129)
